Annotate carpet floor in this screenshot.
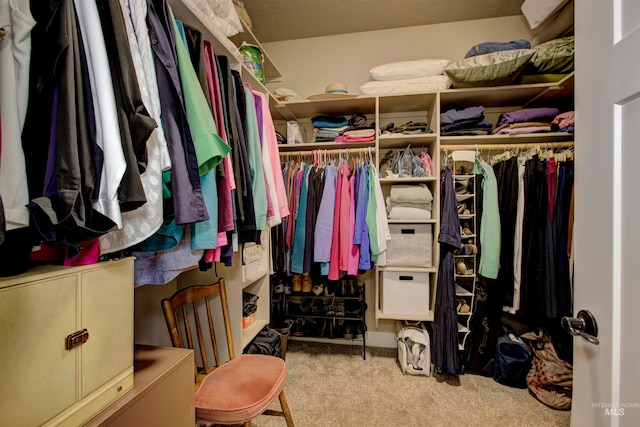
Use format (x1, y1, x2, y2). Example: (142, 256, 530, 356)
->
(248, 340, 571, 427)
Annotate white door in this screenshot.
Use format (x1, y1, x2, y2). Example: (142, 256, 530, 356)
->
(573, 0, 640, 425)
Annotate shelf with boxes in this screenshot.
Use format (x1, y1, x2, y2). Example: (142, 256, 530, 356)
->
(374, 93, 440, 328)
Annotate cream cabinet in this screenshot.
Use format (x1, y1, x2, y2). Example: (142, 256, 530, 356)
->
(0, 258, 134, 427)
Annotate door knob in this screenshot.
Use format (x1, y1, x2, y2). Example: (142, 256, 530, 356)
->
(562, 310, 599, 345)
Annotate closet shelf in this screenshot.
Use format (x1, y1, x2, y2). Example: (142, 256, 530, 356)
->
(378, 266, 436, 273)
(440, 132, 573, 146)
(457, 323, 470, 333)
(284, 294, 364, 301)
(379, 177, 437, 184)
(278, 141, 375, 151)
(277, 96, 377, 120)
(285, 314, 364, 322)
(289, 336, 365, 345)
(455, 284, 473, 296)
(228, 20, 283, 83)
(378, 133, 437, 149)
(387, 219, 436, 224)
(439, 72, 574, 110)
(376, 309, 434, 323)
(378, 92, 437, 113)
(456, 193, 474, 200)
(242, 271, 269, 289)
(240, 319, 270, 349)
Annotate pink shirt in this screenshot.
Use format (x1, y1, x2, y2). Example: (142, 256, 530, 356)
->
(347, 172, 359, 275)
(328, 164, 344, 280)
(338, 164, 351, 272)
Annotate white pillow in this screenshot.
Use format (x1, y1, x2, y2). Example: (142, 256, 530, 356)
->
(369, 59, 450, 81)
(359, 75, 452, 95)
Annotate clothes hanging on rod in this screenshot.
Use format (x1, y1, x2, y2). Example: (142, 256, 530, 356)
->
(4, 0, 289, 281)
(273, 148, 389, 279)
(442, 142, 575, 321)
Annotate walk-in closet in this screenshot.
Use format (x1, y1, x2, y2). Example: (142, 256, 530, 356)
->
(0, 0, 637, 426)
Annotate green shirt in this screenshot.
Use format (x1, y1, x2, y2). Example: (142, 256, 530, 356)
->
(472, 160, 501, 279)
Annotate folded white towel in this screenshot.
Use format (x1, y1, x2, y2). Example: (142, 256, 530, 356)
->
(390, 184, 433, 203)
(388, 207, 432, 220)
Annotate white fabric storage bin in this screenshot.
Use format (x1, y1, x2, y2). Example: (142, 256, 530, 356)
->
(381, 271, 430, 316)
(386, 224, 433, 267)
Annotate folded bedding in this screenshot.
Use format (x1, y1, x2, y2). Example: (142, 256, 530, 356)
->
(360, 75, 452, 95)
(389, 184, 433, 203)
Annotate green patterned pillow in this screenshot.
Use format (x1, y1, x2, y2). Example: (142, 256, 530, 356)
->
(444, 49, 536, 88)
(527, 36, 574, 74)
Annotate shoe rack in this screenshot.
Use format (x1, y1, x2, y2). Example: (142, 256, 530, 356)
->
(271, 274, 367, 359)
(449, 151, 478, 351)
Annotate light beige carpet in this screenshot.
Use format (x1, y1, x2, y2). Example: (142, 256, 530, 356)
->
(250, 340, 571, 427)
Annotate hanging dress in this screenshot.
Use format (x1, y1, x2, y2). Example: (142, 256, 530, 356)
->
(432, 166, 461, 375)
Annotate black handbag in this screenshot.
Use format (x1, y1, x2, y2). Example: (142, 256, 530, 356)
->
(493, 329, 531, 388)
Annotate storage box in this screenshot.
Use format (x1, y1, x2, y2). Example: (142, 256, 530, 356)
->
(242, 229, 269, 285)
(381, 271, 430, 316)
(386, 224, 433, 268)
(242, 312, 256, 329)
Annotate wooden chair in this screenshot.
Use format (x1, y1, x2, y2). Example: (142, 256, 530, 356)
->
(161, 278, 295, 426)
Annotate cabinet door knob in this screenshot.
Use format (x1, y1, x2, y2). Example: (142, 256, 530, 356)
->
(65, 329, 90, 350)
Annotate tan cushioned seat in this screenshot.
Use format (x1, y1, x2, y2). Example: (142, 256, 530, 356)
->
(195, 354, 287, 424)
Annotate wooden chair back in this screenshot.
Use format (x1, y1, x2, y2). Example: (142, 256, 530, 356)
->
(161, 278, 235, 385)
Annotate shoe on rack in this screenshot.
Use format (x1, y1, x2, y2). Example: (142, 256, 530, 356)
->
(459, 299, 471, 313)
(325, 303, 336, 317)
(273, 283, 284, 294)
(462, 243, 477, 255)
(301, 298, 312, 314)
(343, 324, 354, 339)
(292, 274, 302, 292)
(311, 299, 324, 314)
(354, 322, 365, 339)
(302, 275, 313, 293)
(324, 282, 335, 296)
(312, 282, 325, 296)
(461, 222, 473, 236)
(284, 283, 293, 294)
(456, 260, 468, 275)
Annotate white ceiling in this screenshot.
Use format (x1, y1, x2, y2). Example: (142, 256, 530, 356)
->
(241, 0, 526, 42)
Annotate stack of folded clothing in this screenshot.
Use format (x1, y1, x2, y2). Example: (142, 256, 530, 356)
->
(440, 105, 493, 136)
(386, 184, 433, 220)
(311, 115, 349, 142)
(335, 112, 376, 143)
(243, 292, 259, 317)
(380, 120, 433, 135)
(493, 107, 559, 135)
(551, 110, 575, 133)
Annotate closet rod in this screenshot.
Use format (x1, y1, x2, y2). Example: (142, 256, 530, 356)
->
(440, 141, 574, 151)
(278, 147, 372, 157)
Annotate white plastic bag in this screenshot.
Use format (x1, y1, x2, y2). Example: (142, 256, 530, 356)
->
(287, 121, 305, 144)
(396, 321, 431, 376)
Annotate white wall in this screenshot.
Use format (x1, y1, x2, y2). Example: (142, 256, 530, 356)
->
(264, 15, 535, 98)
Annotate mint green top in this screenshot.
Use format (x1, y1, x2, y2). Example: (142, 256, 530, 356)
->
(172, 15, 230, 176)
(242, 85, 267, 230)
(472, 160, 501, 279)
